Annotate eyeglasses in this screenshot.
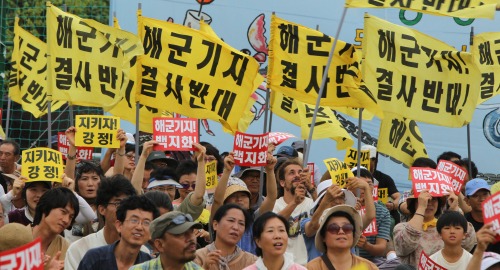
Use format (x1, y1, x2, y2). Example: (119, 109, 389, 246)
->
(125, 218, 152, 227)
(205, 156, 216, 162)
(125, 153, 135, 160)
(180, 183, 196, 190)
(107, 201, 122, 207)
(152, 186, 175, 192)
(326, 223, 354, 235)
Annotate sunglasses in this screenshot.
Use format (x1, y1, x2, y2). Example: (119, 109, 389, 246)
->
(326, 223, 354, 235)
(181, 183, 196, 190)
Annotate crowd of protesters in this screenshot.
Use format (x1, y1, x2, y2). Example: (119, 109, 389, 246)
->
(0, 128, 499, 270)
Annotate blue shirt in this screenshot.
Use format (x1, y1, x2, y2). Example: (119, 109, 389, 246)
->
(78, 241, 152, 270)
(238, 227, 256, 255)
(129, 258, 202, 270)
(300, 217, 321, 261)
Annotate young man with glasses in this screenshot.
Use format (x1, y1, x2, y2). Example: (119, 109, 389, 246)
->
(130, 211, 203, 270)
(77, 194, 160, 270)
(65, 175, 137, 270)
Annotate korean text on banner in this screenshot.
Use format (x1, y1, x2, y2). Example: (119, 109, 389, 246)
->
(107, 17, 166, 132)
(46, 4, 144, 109)
(411, 167, 453, 197)
(359, 206, 378, 237)
(205, 160, 218, 189)
(378, 188, 389, 204)
(372, 184, 379, 202)
(377, 111, 428, 167)
(75, 115, 120, 148)
(472, 32, 500, 105)
(323, 158, 354, 188)
(307, 162, 315, 185)
(483, 191, 500, 243)
(268, 15, 383, 118)
(345, 0, 498, 19)
(362, 14, 480, 128)
(233, 131, 269, 167)
(137, 16, 263, 134)
(57, 132, 94, 160)
(436, 160, 467, 195)
(268, 132, 296, 146)
(270, 90, 353, 150)
(344, 147, 371, 170)
(153, 118, 198, 151)
(22, 148, 64, 183)
(0, 237, 43, 270)
(9, 17, 65, 118)
(418, 251, 446, 270)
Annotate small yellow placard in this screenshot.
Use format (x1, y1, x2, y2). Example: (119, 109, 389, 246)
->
(22, 148, 64, 182)
(378, 188, 389, 204)
(343, 147, 371, 171)
(205, 160, 218, 189)
(323, 158, 354, 188)
(75, 115, 120, 148)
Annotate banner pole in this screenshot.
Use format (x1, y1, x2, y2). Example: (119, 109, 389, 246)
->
(135, 2, 142, 163)
(466, 26, 474, 178)
(5, 98, 11, 138)
(356, 109, 363, 179)
(303, 7, 348, 165)
(259, 86, 271, 199)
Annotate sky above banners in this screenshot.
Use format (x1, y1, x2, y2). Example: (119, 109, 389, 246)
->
(113, 0, 500, 191)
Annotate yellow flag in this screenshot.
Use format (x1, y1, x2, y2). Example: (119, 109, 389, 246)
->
(137, 16, 264, 134)
(22, 148, 64, 183)
(377, 111, 428, 167)
(268, 15, 383, 119)
(472, 32, 500, 105)
(362, 14, 480, 128)
(345, 0, 498, 19)
(107, 17, 166, 133)
(46, 4, 144, 109)
(270, 90, 353, 150)
(9, 17, 65, 118)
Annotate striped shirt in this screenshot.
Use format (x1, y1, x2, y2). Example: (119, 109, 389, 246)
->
(358, 201, 392, 261)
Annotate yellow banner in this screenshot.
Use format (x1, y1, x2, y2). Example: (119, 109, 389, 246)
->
(205, 160, 218, 189)
(9, 18, 65, 118)
(137, 16, 263, 134)
(107, 17, 166, 133)
(75, 115, 120, 148)
(344, 147, 371, 170)
(271, 91, 353, 150)
(472, 32, 500, 105)
(22, 148, 64, 182)
(377, 111, 428, 168)
(323, 158, 354, 188)
(362, 14, 480, 127)
(268, 15, 383, 119)
(46, 4, 144, 109)
(345, 0, 498, 19)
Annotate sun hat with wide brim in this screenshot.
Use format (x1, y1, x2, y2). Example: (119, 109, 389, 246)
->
(311, 180, 357, 212)
(223, 177, 251, 203)
(315, 205, 363, 253)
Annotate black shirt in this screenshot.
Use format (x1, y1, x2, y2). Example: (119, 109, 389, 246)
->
(373, 170, 400, 224)
(465, 212, 500, 253)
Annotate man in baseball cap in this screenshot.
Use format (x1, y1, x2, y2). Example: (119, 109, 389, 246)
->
(130, 211, 203, 269)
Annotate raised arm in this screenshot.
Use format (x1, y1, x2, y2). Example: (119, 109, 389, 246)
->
(210, 152, 234, 222)
(466, 223, 496, 270)
(112, 129, 127, 176)
(131, 140, 156, 195)
(347, 177, 375, 229)
(190, 143, 207, 206)
(258, 152, 277, 214)
(64, 127, 77, 181)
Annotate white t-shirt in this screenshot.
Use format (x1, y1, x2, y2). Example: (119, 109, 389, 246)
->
(64, 229, 107, 270)
(273, 196, 314, 266)
(429, 249, 473, 270)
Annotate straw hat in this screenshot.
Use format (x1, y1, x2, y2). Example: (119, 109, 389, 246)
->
(0, 223, 34, 252)
(223, 177, 251, 202)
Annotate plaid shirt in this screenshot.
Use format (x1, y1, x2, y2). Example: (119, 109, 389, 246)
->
(129, 258, 203, 270)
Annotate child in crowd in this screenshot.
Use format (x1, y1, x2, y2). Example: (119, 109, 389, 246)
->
(429, 211, 473, 270)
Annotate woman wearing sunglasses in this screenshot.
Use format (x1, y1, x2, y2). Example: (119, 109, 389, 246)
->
(307, 205, 378, 270)
(195, 204, 257, 269)
(243, 212, 306, 270)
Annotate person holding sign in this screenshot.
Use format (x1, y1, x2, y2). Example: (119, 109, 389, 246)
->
(8, 178, 52, 225)
(32, 187, 80, 264)
(210, 150, 277, 255)
(393, 189, 476, 267)
(465, 223, 498, 270)
(352, 167, 399, 269)
(306, 205, 378, 270)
